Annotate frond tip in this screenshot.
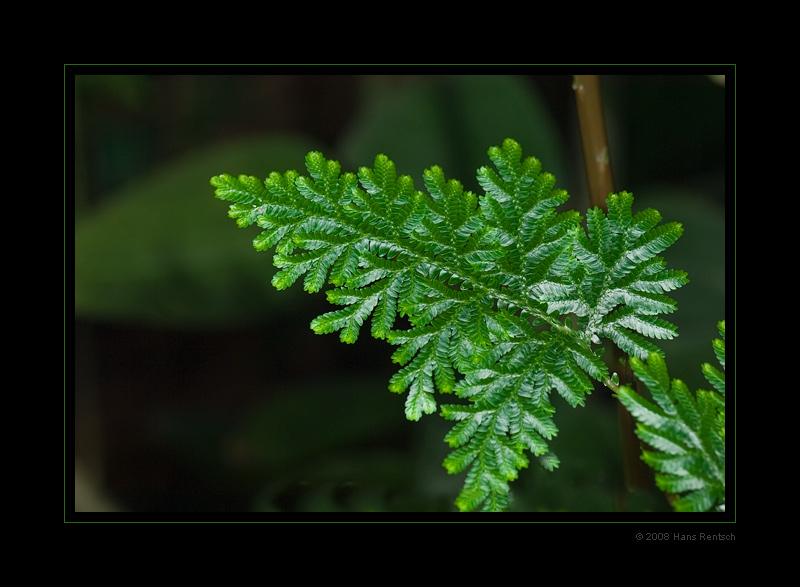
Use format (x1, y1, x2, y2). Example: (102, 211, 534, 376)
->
(615, 321, 726, 512)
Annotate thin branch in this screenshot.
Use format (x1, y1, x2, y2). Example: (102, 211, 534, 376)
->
(573, 74, 615, 208)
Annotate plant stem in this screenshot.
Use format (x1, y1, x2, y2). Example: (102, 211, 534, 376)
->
(573, 75, 615, 204)
(572, 74, 654, 496)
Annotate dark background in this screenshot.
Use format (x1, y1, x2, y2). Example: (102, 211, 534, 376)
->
(71, 68, 728, 514)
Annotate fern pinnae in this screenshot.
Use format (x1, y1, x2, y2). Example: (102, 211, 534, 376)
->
(616, 323, 726, 512)
(212, 138, 690, 512)
(211, 173, 267, 206)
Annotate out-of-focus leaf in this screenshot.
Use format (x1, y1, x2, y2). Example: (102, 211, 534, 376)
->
(75, 134, 316, 328)
(338, 75, 569, 196)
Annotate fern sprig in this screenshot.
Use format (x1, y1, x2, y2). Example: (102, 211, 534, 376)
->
(615, 321, 726, 512)
(211, 138, 689, 511)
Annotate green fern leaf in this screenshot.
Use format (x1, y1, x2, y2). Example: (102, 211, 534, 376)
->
(209, 173, 268, 206)
(615, 322, 726, 512)
(211, 138, 689, 512)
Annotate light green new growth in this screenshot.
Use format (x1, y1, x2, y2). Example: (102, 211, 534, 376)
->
(616, 321, 726, 512)
(210, 138, 690, 512)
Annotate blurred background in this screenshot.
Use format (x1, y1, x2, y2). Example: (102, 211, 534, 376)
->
(71, 70, 728, 514)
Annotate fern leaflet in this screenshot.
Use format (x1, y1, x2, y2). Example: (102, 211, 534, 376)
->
(211, 138, 689, 511)
(615, 321, 726, 512)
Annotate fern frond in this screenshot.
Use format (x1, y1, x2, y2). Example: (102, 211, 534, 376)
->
(211, 138, 689, 512)
(615, 322, 726, 512)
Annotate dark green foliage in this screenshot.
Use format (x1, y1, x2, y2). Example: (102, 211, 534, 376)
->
(211, 138, 689, 511)
(615, 321, 725, 512)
